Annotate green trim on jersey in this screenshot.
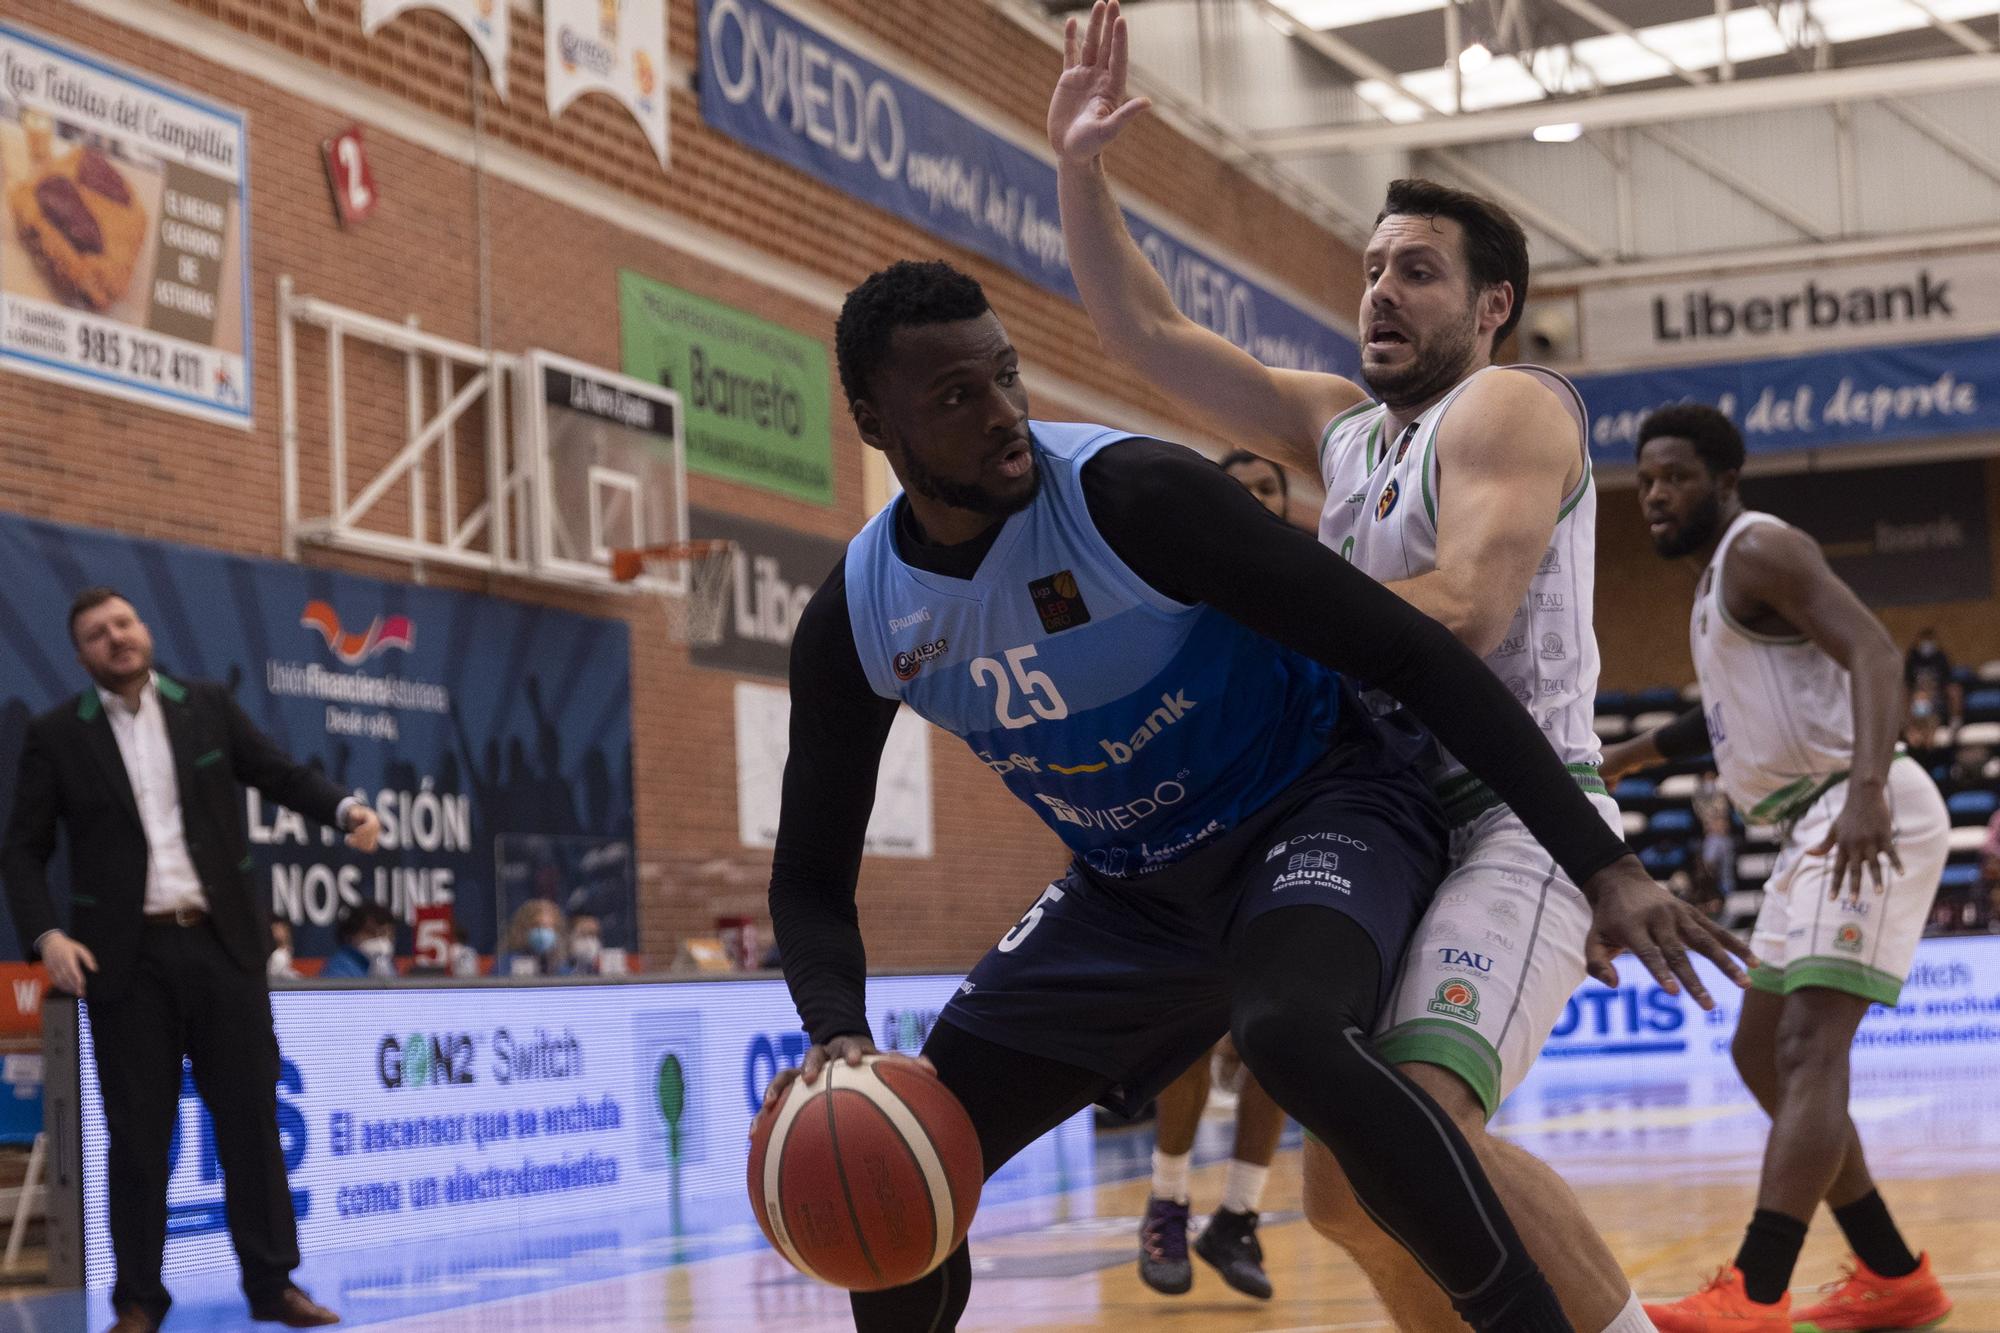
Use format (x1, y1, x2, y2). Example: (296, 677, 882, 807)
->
(1765, 957, 1905, 1007)
(1748, 962, 1788, 995)
(1557, 452, 1594, 521)
(1434, 763, 1607, 827)
(1420, 422, 1440, 525)
(1318, 399, 1378, 473)
(1375, 1018, 1505, 1120)
(1363, 418, 1386, 473)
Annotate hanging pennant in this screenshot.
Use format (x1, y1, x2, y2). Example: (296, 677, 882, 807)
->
(363, 0, 511, 100)
(545, 0, 668, 166)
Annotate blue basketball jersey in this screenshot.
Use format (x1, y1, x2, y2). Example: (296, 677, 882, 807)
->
(845, 421, 1348, 878)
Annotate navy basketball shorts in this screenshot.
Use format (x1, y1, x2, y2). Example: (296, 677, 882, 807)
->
(940, 762, 1446, 1117)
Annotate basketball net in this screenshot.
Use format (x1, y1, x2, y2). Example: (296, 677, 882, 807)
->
(609, 540, 737, 648)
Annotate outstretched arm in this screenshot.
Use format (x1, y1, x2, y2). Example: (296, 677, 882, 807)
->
(1725, 524, 1905, 899)
(1050, 0, 1363, 471)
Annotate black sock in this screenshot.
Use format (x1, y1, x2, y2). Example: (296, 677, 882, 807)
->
(1832, 1190, 1920, 1279)
(1735, 1209, 1809, 1304)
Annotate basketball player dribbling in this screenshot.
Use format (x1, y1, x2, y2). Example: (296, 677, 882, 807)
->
(1050, 6, 1653, 1330)
(761, 257, 1751, 1333)
(1605, 405, 1953, 1333)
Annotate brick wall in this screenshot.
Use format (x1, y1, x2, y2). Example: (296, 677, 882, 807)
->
(0, 0, 1357, 972)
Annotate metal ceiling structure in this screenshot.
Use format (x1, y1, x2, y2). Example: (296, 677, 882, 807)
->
(1018, 0, 2000, 282)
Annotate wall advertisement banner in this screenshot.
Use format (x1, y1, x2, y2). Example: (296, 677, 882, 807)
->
(544, 0, 668, 166)
(1579, 251, 2000, 369)
(0, 22, 252, 427)
(733, 680, 933, 858)
(73, 973, 1094, 1286)
(1576, 329, 2000, 463)
(695, 0, 1357, 379)
(618, 271, 835, 504)
(685, 506, 843, 680)
(0, 511, 634, 961)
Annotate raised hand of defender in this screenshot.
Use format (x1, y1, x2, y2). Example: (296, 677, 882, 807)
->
(1808, 782, 1900, 903)
(1048, 0, 1153, 165)
(754, 1034, 937, 1120)
(1580, 855, 1756, 1009)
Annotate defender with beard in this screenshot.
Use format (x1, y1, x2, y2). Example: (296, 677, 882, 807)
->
(1604, 406, 1953, 1333)
(765, 260, 1750, 1333)
(1050, 6, 1642, 1331)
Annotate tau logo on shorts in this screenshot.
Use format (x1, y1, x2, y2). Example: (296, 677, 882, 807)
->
(1376, 479, 1401, 521)
(1028, 570, 1092, 634)
(1438, 948, 1493, 972)
(892, 637, 950, 681)
(1834, 923, 1864, 954)
(1429, 978, 1481, 1022)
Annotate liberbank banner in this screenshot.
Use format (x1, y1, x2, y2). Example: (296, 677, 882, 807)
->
(696, 0, 1357, 378)
(1577, 328, 2000, 463)
(70, 975, 1096, 1286)
(0, 513, 633, 959)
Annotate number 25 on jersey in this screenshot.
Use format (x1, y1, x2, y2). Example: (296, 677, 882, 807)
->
(970, 645, 1069, 730)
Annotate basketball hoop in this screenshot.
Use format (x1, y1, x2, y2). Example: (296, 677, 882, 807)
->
(610, 540, 737, 647)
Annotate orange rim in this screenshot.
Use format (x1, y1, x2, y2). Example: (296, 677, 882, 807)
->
(609, 540, 734, 582)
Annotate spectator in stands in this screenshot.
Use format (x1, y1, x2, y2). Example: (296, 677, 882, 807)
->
(1984, 809, 2000, 885)
(267, 920, 300, 981)
(321, 902, 398, 979)
(1904, 629, 1963, 731)
(498, 898, 566, 976)
(449, 924, 482, 978)
(1903, 686, 1943, 752)
(1220, 449, 1289, 521)
(565, 913, 604, 975)
(1692, 771, 1737, 901)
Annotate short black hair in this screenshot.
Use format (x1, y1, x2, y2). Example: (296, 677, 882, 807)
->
(336, 901, 398, 943)
(68, 586, 126, 646)
(1219, 449, 1288, 503)
(835, 260, 991, 411)
(1377, 179, 1531, 351)
(1636, 403, 1746, 475)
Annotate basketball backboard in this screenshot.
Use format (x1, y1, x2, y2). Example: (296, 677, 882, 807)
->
(523, 349, 686, 587)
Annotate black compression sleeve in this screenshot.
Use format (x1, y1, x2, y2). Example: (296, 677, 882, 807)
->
(1654, 705, 1713, 761)
(766, 562, 900, 1045)
(1081, 438, 1630, 886)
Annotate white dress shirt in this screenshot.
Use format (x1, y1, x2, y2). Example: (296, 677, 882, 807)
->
(100, 675, 208, 916)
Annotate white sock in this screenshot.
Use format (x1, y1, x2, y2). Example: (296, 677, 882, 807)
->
(1220, 1158, 1270, 1215)
(1600, 1292, 1657, 1333)
(1150, 1149, 1191, 1204)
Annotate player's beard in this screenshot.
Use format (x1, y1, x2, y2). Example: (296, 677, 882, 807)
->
(1361, 304, 1483, 411)
(894, 440, 1043, 519)
(1653, 491, 1724, 558)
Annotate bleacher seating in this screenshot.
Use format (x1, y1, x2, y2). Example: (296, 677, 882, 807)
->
(1948, 790, 1999, 824)
(1965, 688, 2000, 723)
(1978, 659, 2000, 684)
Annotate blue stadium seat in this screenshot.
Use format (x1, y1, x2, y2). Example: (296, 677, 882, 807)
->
(1614, 776, 1657, 800)
(1964, 687, 2000, 722)
(1594, 690, 1631, 715)
(1939, 863, 1982, 890)
(1931, 763, 1953, 786)
(1640, 843, 1688, 874)
(1946, 789, 1999, 825)
(1649, 808, 1697, 835)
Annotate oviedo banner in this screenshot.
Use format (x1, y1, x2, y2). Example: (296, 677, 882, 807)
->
(0, 512, 634, 961)
(695, 0, 1357, 378)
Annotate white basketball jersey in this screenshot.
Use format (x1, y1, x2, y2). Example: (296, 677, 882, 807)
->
(1690, 510, 1856, 821)
(1316, 365, 1602, 785)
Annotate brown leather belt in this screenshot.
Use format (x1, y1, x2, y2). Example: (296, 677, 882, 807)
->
(143, 906, 208, 927)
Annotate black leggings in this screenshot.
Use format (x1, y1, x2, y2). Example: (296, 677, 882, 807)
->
(850, 905, 1562, 1332)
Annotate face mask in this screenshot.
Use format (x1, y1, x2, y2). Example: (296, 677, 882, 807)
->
(450, 944, 481, 978)
(570, 936, 601, 965)
(526, 926, 559, 956)
(267, 948, 292, 974)
(358, 936, 394, 961)
(1914, 697, 1935, 719)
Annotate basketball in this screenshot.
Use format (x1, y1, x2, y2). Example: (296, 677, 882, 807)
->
(746, 1055, 984, 1291)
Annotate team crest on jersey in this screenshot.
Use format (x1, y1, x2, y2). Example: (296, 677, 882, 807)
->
(1834, 923, 1864, 954)
(1028, 570, 1092, 634)
(1376, 479, 1401, 521)
(893, 637, 950, 681)
(1429, 978, 1480, 1021)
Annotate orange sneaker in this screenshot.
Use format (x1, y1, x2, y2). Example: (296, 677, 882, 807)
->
(1793, 1253, 1953, 1332)
(1646, 1267, 1793, 1333)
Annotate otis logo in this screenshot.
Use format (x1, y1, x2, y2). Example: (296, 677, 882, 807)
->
(892, 637, 949, 681)
(301, 601, 415, 666)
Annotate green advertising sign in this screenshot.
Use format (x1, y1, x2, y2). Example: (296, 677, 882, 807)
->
(618, 272, 835, 505)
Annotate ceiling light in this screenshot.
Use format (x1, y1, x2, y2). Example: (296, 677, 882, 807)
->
(1533, 121, 1584, 142)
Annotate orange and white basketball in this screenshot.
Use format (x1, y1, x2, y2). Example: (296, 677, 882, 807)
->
(746, 1055, 983, 1291)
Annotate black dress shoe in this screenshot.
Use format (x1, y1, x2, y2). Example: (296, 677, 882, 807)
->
(249, 1288, 340, 1327)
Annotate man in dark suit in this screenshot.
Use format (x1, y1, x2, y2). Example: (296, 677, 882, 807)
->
(1, 588, 381, 1332)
